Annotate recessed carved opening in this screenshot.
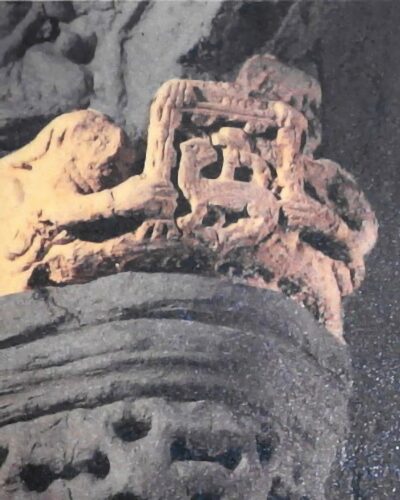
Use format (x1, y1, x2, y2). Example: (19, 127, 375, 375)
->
(27, 264, 53, 288)
(327, 177, 362, 231)
(20, 450, 110, 492)
(303, 181, 324, 204)
(202, 207, 223, 227)
(68, 213, 147, 242)
(113, 416, 151, 442)
(278, 277, 301, 296)
(109, 493, 144, 500)
(86, 450, 110, 479)
(268, 163, 278, 180)
(234, 165, 253, 182)
(223, 206, 250, 227)
(256, 435, 278, 465)
(0, 445, 9, 467)
(170, 437, 241, 471)
(300, 229, 350, 263)
(256, 127, 278, 141)
(217, 261, 244, 278)
(254, 266, 275, 283)
(20, 464, 55, 493)
(59, 463, 79, 480)
(327, 175, 350, 211)
(278, 207, 288, 227)
(200, 150, 224, 179)
(203, 119, 247, 135)
(300, 131, 307, 152)
(267, 476, 292, 500)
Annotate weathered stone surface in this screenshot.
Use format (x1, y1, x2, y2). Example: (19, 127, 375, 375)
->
(0, 65, 377, 341)
(0, 272, 350, 499)
(0, 109, 177, 295)
(0, 1, 398, 497)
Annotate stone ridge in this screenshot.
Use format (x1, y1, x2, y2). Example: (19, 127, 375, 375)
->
(0, 272, 350, 499)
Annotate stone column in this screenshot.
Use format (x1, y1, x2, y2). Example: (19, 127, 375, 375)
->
(0, 272, 350, 500)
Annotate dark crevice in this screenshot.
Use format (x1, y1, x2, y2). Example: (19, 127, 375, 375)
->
(0, 316, 66, 350)
(121, 1, 150, 33)
(223, 206, 250, 227)
(20, 463, 55, 493)
(278, 277, 301, 296)
(300, 130, 307, 152)
(256, 427, 280, 465)
(327, 178, 362, 231)
(300, 229, 350, 262)
(304, 181, 324, 204)
(113, 416, 151, 442)
(278, 207, 288, 227)
(67, 213, 147, 243)
(200, 148, 224, 179)
(0, 446, 9, 467)
(202, 207, 223, 227)
(202, 119, 247, 135)
(86, 450, 110, 479)
(170, 437, 241, 471)
(20, 450, 110, 492)
(234, 165, 253, 182)
(27, 263, 56, 289)
(0, 115, 58, 155)
(216, 261, 244, 278)
(109, 494, 145, 500)
(255, 127, 279, 141)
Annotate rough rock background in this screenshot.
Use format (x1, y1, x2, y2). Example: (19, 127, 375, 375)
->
(0, 1, 399, 498)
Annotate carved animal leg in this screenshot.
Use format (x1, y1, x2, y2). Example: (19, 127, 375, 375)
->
(177, 204, 208, 233)
(134, 220, 180, 242)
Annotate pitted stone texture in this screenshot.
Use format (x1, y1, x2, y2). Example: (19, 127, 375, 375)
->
(0, 272, 351, 499)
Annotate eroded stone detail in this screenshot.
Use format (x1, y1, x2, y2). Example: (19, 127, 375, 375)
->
(0, 56, 377, 340)
(0, 273, 351, 499)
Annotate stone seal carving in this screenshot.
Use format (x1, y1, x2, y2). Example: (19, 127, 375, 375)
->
(0, 55, 377, 341)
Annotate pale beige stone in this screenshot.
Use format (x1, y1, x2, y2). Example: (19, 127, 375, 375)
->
(0, 109, 177, 295)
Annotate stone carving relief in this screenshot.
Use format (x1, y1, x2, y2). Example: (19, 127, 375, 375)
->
(0, 55, 377, 341)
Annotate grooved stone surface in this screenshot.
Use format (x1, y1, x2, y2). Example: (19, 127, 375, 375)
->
(0, 273, 350, 499)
